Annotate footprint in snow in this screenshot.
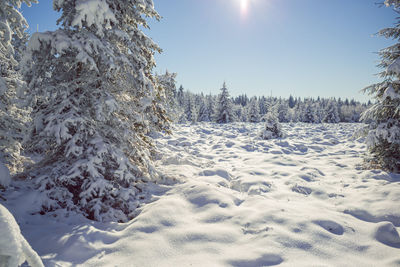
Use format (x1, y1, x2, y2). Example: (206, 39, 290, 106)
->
(300, 167, 325, 176)
(374, 222, 400, 248)
(291, 184, 312, 196)
(240, 144, 257, 152)
(225, 141, 235, 148)
(228, 253, 283, 267)
(200, 169, 232, 181)
(313, 220, 344, 235)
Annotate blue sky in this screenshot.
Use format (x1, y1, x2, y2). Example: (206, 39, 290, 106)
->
(21, 0, 397, 101)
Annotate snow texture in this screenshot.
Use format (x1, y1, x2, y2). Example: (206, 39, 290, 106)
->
(0, 162, 11, 188)
(3, 123, 400, 266)
(0, 204, 43, 267)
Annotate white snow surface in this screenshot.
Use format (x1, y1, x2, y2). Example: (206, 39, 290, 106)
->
(0, 162, 11, 188)
(0, 204, 44, 267)
(2, 123, 400, 266)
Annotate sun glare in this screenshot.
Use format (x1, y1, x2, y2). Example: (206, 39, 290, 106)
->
(239, 0, 250, 17)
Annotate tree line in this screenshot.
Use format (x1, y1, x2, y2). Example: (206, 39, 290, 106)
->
(158, 72, 370, 124)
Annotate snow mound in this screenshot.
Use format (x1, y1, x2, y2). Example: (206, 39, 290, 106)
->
(0, 204, 44, 267)
(374, 222, 400, 248)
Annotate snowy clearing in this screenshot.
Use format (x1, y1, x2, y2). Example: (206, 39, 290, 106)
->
(3, 123, 400, 266)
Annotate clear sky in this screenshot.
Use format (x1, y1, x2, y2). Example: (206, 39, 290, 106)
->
(20, 0, 397, 101)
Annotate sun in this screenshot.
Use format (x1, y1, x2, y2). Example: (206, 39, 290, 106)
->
(239, 0, 250, 16)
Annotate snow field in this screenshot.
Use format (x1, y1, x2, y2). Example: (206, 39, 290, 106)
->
(2, 123, 400, 266)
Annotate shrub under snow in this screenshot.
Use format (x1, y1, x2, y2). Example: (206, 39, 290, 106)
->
(260, 114, 284, 140)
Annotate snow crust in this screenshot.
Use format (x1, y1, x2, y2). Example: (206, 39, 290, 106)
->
(2, 123, 400, 266)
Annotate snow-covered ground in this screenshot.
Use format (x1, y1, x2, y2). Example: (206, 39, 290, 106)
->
(2, 123, 400, 266)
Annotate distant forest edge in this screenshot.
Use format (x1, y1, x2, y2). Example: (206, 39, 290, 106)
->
(158, 72, 370, 124)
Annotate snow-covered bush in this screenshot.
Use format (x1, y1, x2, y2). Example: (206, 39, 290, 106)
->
(361, 0, 400, 172)
(260, 113, 284, 140)
(0, 0, 36, 174)
(22, 0, 170, 222)
(0, 204, 44, 267)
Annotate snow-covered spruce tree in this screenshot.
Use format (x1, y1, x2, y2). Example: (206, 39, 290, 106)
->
(303, 100, 316, 123)
(183, 93, 197, 122)
(313, 102, 324, 123)
(197, 97, 212, 122)
(22, 0, 170, 222)
(323, 99, 340, 123)
(0, 0, 36, 175)
(361, 0, 400, 172)
(274, 99, 290, 123)
(157, 70, 179, 122)
(234, 104, 247, 122)
(258, 96, 267, 116)
(215, 82, 235, 123)
(260, 113, 284, 140)
(176, 85, 185, 107)
(206, 94, 216, 121)
(247, 97, 260, 123)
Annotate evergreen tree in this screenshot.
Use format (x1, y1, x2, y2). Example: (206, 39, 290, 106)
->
(215, 82, 235, 123)
(206, 94, 215, 121)
(288, 95, 296, 108)
(314, 102, 324, 123)
(303, 100, 316, 123)
(323, 99, 340, 123)
(197, 97, 211, 122)
(362, 0, 400, 172)
(247, 97, 260, 122)
(275, 99, 290, 122)
(177, 85, 185, 106)
(0, 0, 36, 174)
(184, 93, 196, 122)
(22, 0, 169, 222)
(157, 70, 178, 122)
(258, 96, 267, 115)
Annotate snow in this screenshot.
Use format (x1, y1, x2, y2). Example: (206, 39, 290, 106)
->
(0, 163, 11, 188)
(0, 77, 7, 96)
(72, 0, 117, 37)
(383, 85, 400, 100)
(0, 204, 44, 267)
(2, 123, 400, 266)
